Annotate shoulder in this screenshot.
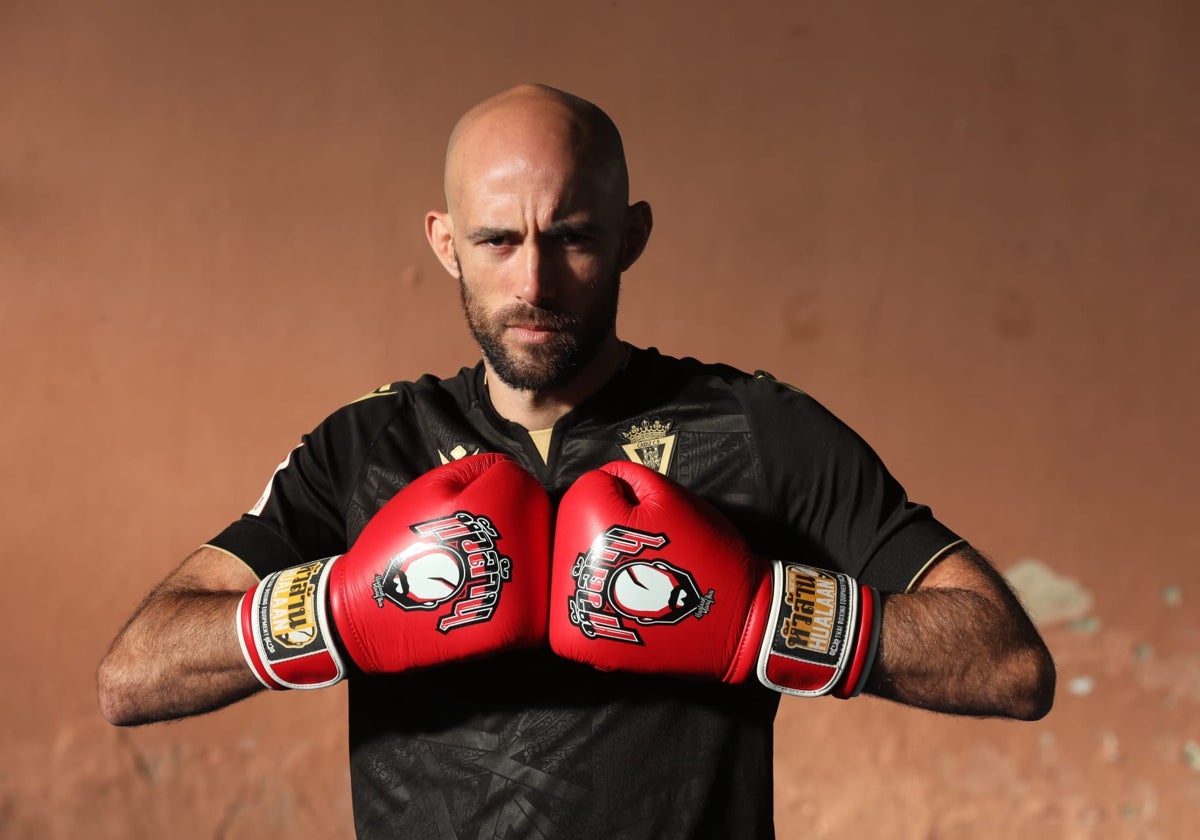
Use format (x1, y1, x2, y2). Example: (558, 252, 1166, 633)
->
(635, 347, 826, 417)
(316, 365, 479, 431)
(730, 369, 837, 427)
(634, 346, 767, 396)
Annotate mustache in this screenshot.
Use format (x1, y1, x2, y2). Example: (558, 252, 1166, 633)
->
(498, 305, 582, 330)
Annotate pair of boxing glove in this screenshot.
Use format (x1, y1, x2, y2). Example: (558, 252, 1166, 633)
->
(237, 454, 880, 699)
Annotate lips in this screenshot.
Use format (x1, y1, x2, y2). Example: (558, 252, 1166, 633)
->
(507, 320, 560, 331)
(507, 325, 560, 345)
(504, 310, 579, 341)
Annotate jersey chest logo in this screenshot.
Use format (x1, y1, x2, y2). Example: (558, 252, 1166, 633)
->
(565, 525, 715, 644)
(438, 443, 482, 464)
(618, 418, 678, 476)
(371, 512, 510, 633)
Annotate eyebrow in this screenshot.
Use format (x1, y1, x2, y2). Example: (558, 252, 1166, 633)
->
(464, 226, 515, 243)
(464, 219, 603, 244)
(542, 219, 601, 238)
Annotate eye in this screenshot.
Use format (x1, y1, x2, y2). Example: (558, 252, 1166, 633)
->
(476, 233, 516, 250)
(557, 231, 592, 248)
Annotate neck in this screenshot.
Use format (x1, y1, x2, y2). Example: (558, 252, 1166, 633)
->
(485, 337, 627, 430)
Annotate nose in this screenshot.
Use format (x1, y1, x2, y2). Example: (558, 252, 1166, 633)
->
(516, 241, 556, 307)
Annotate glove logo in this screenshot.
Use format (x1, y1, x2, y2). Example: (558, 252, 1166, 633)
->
(775, 564, 850, 663)
(372, 511, 512, 633)
(264, 561, 326, 650)
(566, 525, 715, 644)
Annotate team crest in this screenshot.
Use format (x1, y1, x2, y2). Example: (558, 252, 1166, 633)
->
(372, 511, 511, 633)
(618, 418, 678, 475)
(566, 525, 715, 645)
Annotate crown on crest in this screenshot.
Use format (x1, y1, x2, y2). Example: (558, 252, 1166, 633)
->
(620, 418, 674, 445)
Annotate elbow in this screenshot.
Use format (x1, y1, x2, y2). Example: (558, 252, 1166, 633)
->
(1006, 642, 1056, 721)
(96, 654, 142, 727)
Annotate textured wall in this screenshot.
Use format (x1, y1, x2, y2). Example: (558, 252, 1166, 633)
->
(2, 1, 1197, 837)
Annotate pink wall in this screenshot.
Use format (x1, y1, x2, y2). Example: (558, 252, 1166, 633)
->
(2, 1, 1197, 836)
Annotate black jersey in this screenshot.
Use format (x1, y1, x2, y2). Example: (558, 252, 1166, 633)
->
(209, 346, 960, 840)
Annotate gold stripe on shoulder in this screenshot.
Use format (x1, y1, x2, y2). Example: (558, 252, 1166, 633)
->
(348, 383, 398, 404)
(754, 370, 807, 396)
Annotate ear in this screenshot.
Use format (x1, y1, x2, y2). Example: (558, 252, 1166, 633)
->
(618, 201, 653, 271)
(425, 211, 461, 279)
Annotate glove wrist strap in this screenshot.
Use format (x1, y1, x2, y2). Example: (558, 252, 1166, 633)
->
(237, 556, 346, 690)
(757, 561, 873, 697)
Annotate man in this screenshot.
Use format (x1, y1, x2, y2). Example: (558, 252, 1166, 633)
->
(98, 84, 1054, 839)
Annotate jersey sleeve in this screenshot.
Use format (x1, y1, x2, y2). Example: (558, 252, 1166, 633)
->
(205, 388, 398, 579)
(738, 375, 962, 593)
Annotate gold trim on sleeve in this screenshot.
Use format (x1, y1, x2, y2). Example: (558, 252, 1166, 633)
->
(201, 543, 262, 581)
(904, 538, 967, 593)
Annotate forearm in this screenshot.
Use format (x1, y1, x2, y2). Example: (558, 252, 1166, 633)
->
(99, 591, 259, 725)
(98, 550, 263, 726)
(863, 550, 1055, 720)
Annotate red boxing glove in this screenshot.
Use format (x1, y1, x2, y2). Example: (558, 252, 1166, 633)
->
(549, 461, 880, 698)
(238, 453, 551, 690)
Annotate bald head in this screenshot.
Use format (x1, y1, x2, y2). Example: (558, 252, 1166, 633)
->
(442, 84, 629, 217)
(424, 84, 653, 406)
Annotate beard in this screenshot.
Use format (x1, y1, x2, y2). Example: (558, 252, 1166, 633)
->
(458, 262, 621, 393)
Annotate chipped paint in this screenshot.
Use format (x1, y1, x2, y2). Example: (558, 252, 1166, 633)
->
(1101, 733, 1120, 763)
(1068, 616, 1101, 634)
(1068, 676, 1096, 696)
(1183, 741, 1200, 772)
(1005, 559, 1094, 625)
